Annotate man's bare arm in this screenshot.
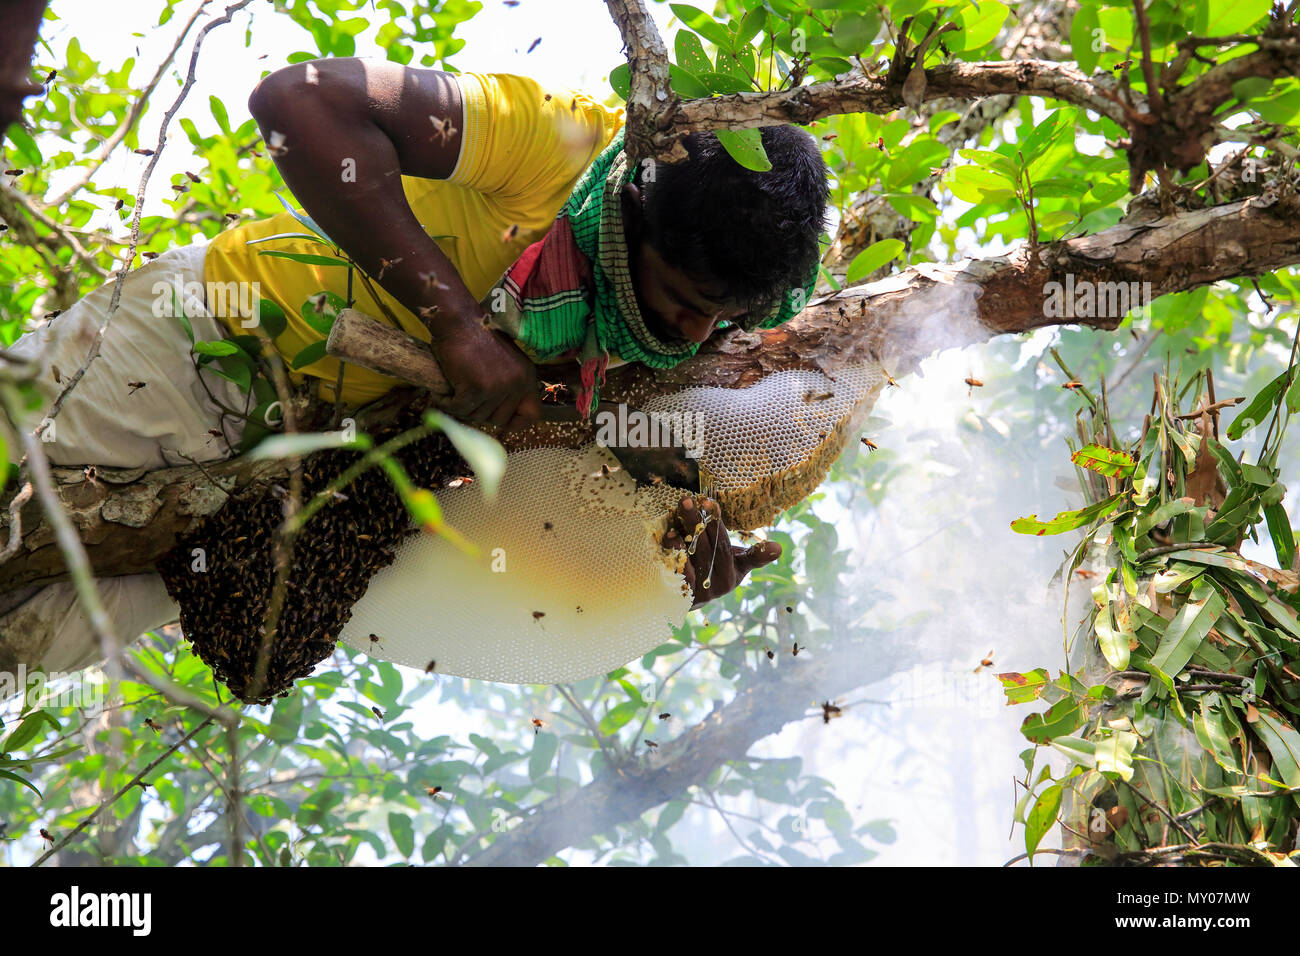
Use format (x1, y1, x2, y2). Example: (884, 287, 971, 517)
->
(248, 58, 540, 428)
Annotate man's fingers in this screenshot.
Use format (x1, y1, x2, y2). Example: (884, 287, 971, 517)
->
(733, 540, 782, 576)
(485, 393, 520, 429)
(514, 392, 543, 424)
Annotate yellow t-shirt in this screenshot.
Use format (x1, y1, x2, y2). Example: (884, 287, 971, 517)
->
(204, 72, 625, 406)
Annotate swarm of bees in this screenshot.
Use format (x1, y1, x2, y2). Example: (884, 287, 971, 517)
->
(155, 406, 469, 703)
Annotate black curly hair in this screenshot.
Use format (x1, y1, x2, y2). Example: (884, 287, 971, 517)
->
(636, 125, 829, 323)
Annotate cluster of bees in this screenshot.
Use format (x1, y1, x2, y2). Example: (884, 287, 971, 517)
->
(157, 406, 469, 703)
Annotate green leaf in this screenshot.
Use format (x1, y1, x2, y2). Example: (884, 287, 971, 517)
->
(1018, 109, 1070, 167)
(2, 710, 56, 753)
(1025, 783, 1062, 860)
(209, 94, 231, 135)
(674, 30, 713, 76)
(1251, 706, 1300, 806)
(244, 231, 326, 247)
(957, 148, 1019, 179)
(300, 290, 346, 335)
(206, 364, 252, 394)
(831, 11, 880, 54)
(609, 62, 709, 101)
(599, 700, 639, 735)
(736, 7, 766, 45)
(256, 299, 288, 339)
(1149, 582, 1225, 678)
(886, 193, 936, 222)
(171, 288, 194, 344)
(1265, 501, 1296, 569)
(1010, 493, 1124, 536)
(1226, 369, 1289, 441)
(998, 668, 1052, 705)
(387, 812, 415, 857)
(192, 339, 241, 358)
(528, 731, 558, 782)
(1094, 598, 1131, 671)
(949, 1, 1008, 53)
(0, 769, 41, 796)
(290, 340, 330, 370)
(424, 410, 506, 500)
(1071, 443, 1136, 478)
(715, 128, 772, 172)
(692, 70, 752, 95)
(1021, 697, 1086, 743)
(1195, 0, 1271, 37)
(845, 238, 904, 283)
(248, 431, 362, 460)
(273, 191, 332, 243)
(669, 4, 733, 49)
(256, 251, 350, 268)
(1070, 4, 1102, 75)
(946, 164, 1017, 203)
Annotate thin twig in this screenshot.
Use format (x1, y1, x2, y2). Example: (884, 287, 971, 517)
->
(35, 0, 257, 444)
(44, 2, 208, 208)
(0, 481, 32, 562)
(32, 716, 215, 866)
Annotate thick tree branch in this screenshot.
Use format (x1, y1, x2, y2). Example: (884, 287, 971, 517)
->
(460, 635, 895, 866)
(672, 59, 1134, 133)
(603, 0, 683, 165)
(4, 190, 1297, 594)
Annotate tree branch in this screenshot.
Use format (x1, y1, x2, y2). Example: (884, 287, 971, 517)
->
(602, 0, 683, 165)
(4, 189, 1297, 594)
(672, 59, 1135, 133)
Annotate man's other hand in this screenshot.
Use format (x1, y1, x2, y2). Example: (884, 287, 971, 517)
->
(662, 496, 782, 608)
(431, 322, 542, 431)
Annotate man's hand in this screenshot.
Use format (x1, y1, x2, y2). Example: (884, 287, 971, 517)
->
(431, 321, 543, 431)
(662, 496, 782, 608)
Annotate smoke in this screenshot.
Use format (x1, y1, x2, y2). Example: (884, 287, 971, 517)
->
(730, 325, 1096, 866)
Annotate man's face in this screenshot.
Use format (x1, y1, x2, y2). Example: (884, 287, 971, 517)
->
(630, 239, 748, 345)
(622, 182, 747, 346)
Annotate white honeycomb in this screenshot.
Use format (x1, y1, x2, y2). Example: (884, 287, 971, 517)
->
(338, 360, 887, 682)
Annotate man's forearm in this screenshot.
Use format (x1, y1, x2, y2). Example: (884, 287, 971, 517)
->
(248, 62, 480, 341)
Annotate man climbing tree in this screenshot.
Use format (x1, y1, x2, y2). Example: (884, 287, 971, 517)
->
(1, 56, 831, 678)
